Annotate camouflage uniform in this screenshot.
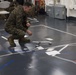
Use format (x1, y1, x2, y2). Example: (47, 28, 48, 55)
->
(5, 5, 31, 47)
(5, 5, 28, 39)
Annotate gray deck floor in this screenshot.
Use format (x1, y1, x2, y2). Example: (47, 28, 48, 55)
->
(0, 16, 76, 75)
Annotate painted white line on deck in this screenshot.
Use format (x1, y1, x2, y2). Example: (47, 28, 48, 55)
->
(1, 36, 7, 40)
(47, 43, 76, 49)
(46, 44, 69, 52)
(0, 53, 18, 58)
(55, 56, 76, 65)
(31, 24, 76, 39)
(46, 51, 60, 56)
(45, 38, 53, 41)
(36, 46, 44, 50)
(14, 40, 24, 55)
(59, 44, 69, 52)
(32, 41, 52, 44)
(43, 25, 76, 37)
(1, 24, 76, 37)
(46, 47, 55, 52)
(0, 42, 75, 58)
(46, 44, 69, 56)
(1, 35, 76, 49)
(31, 25, 76, 37)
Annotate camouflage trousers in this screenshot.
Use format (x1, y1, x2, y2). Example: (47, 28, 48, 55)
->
(5, 26, 26, 39)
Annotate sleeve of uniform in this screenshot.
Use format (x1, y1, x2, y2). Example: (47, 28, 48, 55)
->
(15, 7, 27, 31)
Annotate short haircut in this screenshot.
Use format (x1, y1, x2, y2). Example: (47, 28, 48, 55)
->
(16, 0, 24, 5)
(23, 2, 33, 7)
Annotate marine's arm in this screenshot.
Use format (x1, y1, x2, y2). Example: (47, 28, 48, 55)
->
(16, 12, 27, 31)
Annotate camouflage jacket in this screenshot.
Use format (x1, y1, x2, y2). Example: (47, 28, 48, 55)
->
(5, 5, 28, 31)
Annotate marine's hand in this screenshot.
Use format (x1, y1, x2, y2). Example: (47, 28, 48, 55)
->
(26, 30, 32, 36)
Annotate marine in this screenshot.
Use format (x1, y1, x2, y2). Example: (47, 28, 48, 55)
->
(5, 2, 33, 47)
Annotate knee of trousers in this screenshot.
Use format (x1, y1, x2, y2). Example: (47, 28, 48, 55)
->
(16, 29, 26, 37)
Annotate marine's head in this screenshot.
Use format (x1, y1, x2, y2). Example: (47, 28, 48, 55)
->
(23, 2, 32, 13)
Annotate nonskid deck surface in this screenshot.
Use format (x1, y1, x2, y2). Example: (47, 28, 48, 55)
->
(0, 16, 76, 75)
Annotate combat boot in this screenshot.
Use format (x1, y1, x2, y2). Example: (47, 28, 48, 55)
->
(8, 36, 16, 47)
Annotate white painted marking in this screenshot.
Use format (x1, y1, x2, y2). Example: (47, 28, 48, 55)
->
(0, 53, 13, 57)
(46, 43, 76, 50)
(55, 56, 76, 65)
(36, 46, 44, 50)
(1, 25, 76, 58)
(0, 25, 43, 32)
(46, 50, 60, 56)
(31, 24, 76, 37)
(14, 40, 23, 55)
(14, 40, 19, 45)
(25, 43, 37, 52)
(46, 48, 55, 52)
(0, 52, 22, 58)
(0, 42, 75, 58)
(32, 41, 52, 44)
(45, 38, 53, 41)
(46, 44, 69, 56)
(1, 51, 76, 65)
(1, 36, 7, 40)
(0, 24, 42, 32)
(43, 25, 76, 37)
(2, 24, 76, 39)
(46, 44, 70, 54)
(59, 44, 69, 52)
